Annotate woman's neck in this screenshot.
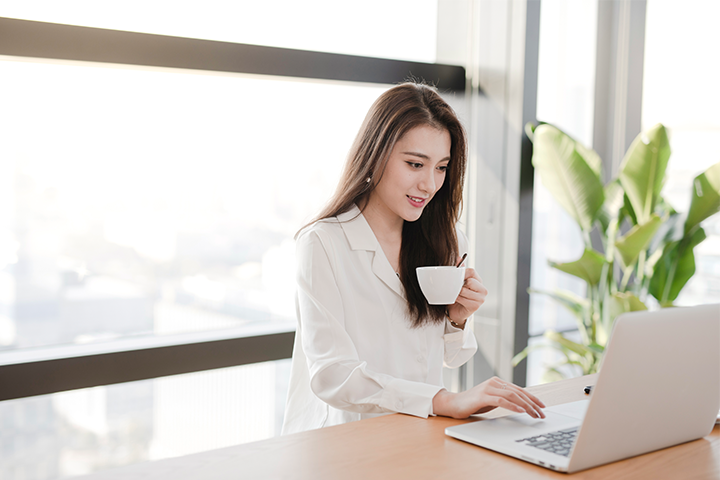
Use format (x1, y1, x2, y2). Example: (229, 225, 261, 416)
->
(358, 198, 404, 243)
(358, 199, 403, 271)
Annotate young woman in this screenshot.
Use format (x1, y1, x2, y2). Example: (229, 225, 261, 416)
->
(282, 83, 545, 434)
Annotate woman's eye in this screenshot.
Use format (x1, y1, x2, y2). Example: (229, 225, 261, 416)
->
(406, 162, 423, 169)
(438, 165, 449, 172)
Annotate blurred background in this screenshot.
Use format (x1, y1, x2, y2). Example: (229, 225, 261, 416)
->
(0, 1, 718, 478)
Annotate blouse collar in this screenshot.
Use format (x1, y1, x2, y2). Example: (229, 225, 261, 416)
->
(337, 204, 405, 299)
(336, 204, 378, 252)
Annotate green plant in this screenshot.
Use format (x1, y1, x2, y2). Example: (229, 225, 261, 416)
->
(513, 122, 720, 382)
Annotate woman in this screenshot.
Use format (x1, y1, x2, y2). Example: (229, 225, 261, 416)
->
(282, 83, 545, 435)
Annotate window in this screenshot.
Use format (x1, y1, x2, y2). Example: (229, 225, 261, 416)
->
(0, 4, 469, 477)
(527, 0, 598, 385)
(0, 57, 387, 350)
(642, 0, 720, 305)
(0, 360, 290, 479)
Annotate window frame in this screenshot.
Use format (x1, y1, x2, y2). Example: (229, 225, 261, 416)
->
(0, 15, 466, 400)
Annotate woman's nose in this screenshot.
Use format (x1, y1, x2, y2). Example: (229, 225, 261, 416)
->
(419, 170, 435, 194)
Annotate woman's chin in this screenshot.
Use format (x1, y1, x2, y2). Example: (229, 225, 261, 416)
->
(401, 209, 424, 223)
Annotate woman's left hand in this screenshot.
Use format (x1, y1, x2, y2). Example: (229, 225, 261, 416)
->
(446, 265, 487, 327)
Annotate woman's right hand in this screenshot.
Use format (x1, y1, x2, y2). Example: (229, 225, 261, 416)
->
(432, 376, 546, 419)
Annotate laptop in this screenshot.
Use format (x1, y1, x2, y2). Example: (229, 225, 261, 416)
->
(445, 303, 720, 473)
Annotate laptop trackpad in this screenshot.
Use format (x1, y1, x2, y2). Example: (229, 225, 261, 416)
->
(545, 400, 590, 420)
(448, 400, 590, 441)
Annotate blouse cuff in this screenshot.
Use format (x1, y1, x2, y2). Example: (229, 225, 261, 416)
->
(378, 377, 444, 418)
(444, 317, 466, 335)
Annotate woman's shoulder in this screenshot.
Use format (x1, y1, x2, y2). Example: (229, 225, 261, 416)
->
(297, 205, 362, 243)
(295, 216, 346, 252)
(298, 216, 342, 238)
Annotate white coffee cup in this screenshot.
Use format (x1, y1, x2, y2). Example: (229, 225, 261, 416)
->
(416, 266, 466, 305)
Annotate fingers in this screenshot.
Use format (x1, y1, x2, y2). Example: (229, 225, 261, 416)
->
(448, 268, 488, 319)
(495, 397, 527, 415)
(457, 280, 487, 301)
(463, 267, 482, 284)
(518, 387, 546, 409)
(455, 277, 488, 307)
(451, 378, 546, 419)
(506, 388, 546, 419)
(489, 378, 546, 419)
(496, 389, 544, 419)
(459, 270, 487, 299)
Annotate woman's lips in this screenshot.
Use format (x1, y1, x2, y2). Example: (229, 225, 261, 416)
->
(407, 195, 427, 208)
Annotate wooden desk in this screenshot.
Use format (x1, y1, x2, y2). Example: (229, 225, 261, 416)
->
(81, 374, 719, 479)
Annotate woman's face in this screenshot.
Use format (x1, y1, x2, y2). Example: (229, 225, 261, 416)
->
(367, 124, 451, 225)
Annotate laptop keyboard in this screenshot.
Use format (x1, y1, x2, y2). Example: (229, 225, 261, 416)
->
(515, 427, 579, 457)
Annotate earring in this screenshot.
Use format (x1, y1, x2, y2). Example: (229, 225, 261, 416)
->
(365, 177, 371, 183)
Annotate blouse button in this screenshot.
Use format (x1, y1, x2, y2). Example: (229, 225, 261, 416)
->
(416, 354, 424, 363)
(395, 400, 404, 410)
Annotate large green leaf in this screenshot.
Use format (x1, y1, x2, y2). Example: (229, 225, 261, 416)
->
(575, 139, 603, 179)
(528, 122, 602, 176)
(618, 124, 670, 225)
(532, 124, 605, 231)
(528, 288, 591, 343)
(684, 161, 720, 234)
(527, 288, 589, 320)
(622, 193, 639, 226)
(549, 248, 606, 285)
(541, 367, 567, 383)
(511, 343, 548, 366)
(597, 180, 625, 234)
(609, 292, 647, 324)
(525, 122, 537, 140)
(649, 227, 707, 303)
(645, 209, 684, 281)
(544, 331, 600, 370)
(614, 214, 663, 269)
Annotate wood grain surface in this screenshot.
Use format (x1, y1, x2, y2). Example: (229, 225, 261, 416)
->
(80, 374, 720, 480)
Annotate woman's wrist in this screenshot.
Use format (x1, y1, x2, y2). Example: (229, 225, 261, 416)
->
(449, 318, 466, 329)
(445, 309, 467, 329)
(432, 389, 453, 416)
(433, 389, 467, 419)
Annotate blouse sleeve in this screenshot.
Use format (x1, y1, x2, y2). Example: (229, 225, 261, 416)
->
(442, 227, 478, 367)
(443, 321, 478, 367)
(296, 229, 443, 418)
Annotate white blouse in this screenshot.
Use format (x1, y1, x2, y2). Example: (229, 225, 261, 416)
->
(281, 205, 478, 435)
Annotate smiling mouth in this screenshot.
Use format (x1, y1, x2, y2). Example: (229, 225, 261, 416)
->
(407, 195, 428, 207)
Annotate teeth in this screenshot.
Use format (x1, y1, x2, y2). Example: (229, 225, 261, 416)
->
(409, 196, 425, 202)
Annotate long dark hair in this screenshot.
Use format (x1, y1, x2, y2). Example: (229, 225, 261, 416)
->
(301, 82, 467, 327)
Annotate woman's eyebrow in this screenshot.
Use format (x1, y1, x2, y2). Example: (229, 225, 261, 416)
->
(402, 151, 451, 162)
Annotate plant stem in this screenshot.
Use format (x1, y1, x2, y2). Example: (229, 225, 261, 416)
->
(584, 282, 594, 345)
(598, 218, 617, 346)
(637, 250, 646, 287)
(620, 266, 633, 291)
(591, 285, 598, 344)
(598, 261, 609, 307)
(598, 261, 609, 341)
